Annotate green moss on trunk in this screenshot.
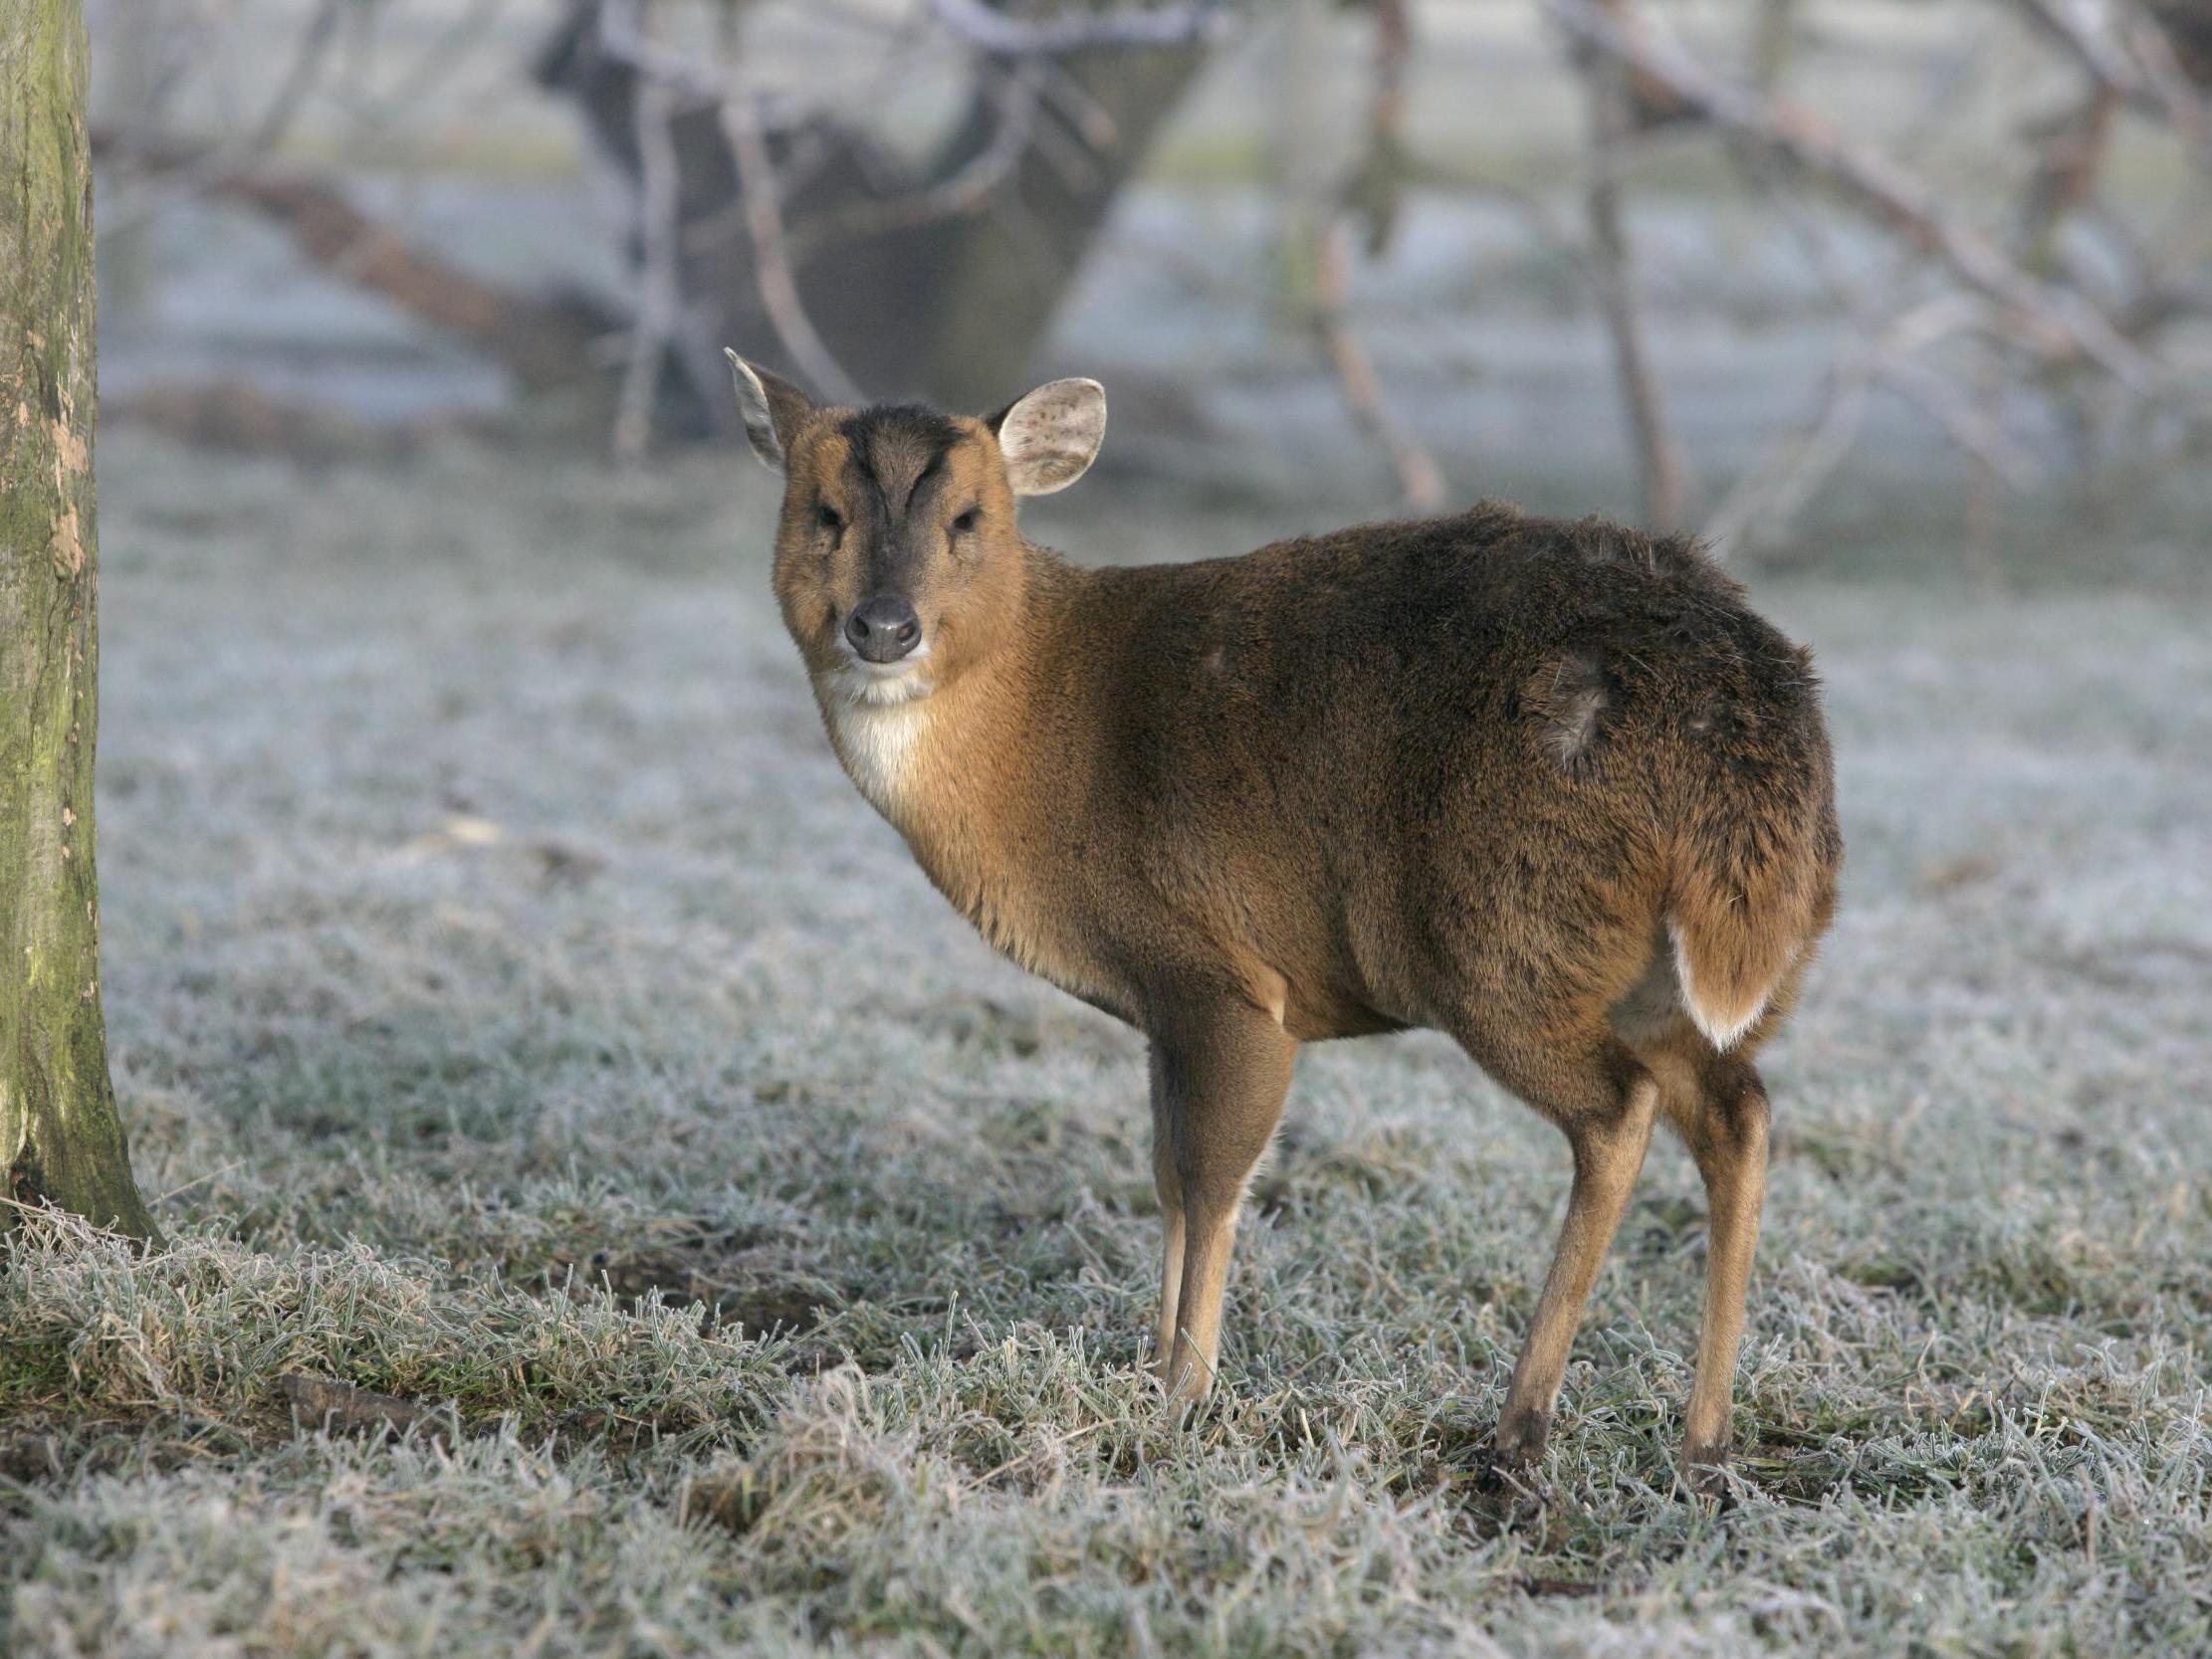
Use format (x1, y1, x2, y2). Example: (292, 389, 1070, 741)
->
(0, 0, 157, 1239)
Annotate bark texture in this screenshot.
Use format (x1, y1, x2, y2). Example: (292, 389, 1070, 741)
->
(1, 0, 156, 1238)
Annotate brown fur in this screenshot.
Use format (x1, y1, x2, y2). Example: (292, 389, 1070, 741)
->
(732, 363, 1842, 1489)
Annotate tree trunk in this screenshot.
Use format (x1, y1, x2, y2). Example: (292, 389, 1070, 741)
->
(541, 5, 1210, 417)
(905, 43, 1208, 409)
(1, 0, 157, 1239)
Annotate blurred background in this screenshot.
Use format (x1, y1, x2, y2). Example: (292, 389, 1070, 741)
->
(16, 15, 2211, 1646)
(86, 0, 2212, 565)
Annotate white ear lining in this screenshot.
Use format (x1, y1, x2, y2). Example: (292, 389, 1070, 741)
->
(996, 377, 1106, 497)
(727, 350, 789, 474)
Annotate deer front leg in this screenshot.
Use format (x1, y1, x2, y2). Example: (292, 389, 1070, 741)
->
(1148, 996, 1298, 1409)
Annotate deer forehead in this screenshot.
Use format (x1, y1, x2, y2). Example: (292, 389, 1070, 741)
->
(794, 412, 997, 518)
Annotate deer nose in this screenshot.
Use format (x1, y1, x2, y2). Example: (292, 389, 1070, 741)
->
(844, 595, 923, 664)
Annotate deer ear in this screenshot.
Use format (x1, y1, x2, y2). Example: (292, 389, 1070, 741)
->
(989, 378, 1106, 496)
(726, 350, 814, 474)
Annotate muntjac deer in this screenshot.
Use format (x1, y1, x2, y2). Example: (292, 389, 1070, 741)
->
(727, 354, 1840, 1487)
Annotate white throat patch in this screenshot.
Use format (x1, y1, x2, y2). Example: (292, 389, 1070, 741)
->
(819, 670, 934, 816)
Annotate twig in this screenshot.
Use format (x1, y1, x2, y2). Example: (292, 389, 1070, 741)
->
(242, 0, 346, 155)
(1284, 0, 1440, 515)
(2129, 3, 2212, 141)
(347, 0, 516, 146)
(721, 91, 866, 406)
(1751, 0, 1799, 92)
(1546, 0, 2159, 386)
(1703, 299, 1981, 558)
(614, 73, 683, 462)
(587, 0, 797, 128)
(790, 64, 1044, 255)
(574, 0, 1236, 418)
(154, 1159, 249, 1203)
(97, 0, 350, 240)
(1340, 0, 1414, 258)
(93, 130, 598, 393)
(1311, 220, 1445, 515)
(1701, 356, 1876, 561)
(1030, 55, 1124, 150)
(922, 0, 1237, 57)
(2019, 89, 2118, 263)
(2008, 0, 2209, 146)
(1577, 0, 1692, 528)
(1883, 354, 2045, 491)
(1021, 80, 1109, 196)
(1371, 0, 1412, 137)
(1751, 158, 2044, 526)
(1962, 337, 2007, 586)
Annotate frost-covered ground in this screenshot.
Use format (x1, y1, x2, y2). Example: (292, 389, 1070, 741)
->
(4, 434, 2211, 1656)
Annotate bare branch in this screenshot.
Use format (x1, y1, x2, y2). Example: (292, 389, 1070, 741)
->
(1030, 55, 1124, 150)
(1737, 160, 2042, 536)
(585, 0, 806, 132)
(349, 0, 517, 145)
(1546, 0, 2160, 386)
(1703, 299, 1983, 558)
(1311, 220, 1445, 515)
(792, 64, 1045, 255)
(614, 75, 684, 462)
(1577, 0, 1693, 528)
(95, 129, 600, 393)
(721, 90, 867, 406)
(242, 0, 346, 155)
(922, 0, 1237, 57)
(1750, 0, 1799, 92)
(1700, 358, 1873, 562)
(1341, 0, 1414, 258)
(96, 0, 349, 239)
(2007, 0, 2209, 144)
(1884, 355, 2046, 490)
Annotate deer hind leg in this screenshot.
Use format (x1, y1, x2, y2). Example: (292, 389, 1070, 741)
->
(1148, 997, 1298, 1409)
(1147, 1048, 1188, 1380)
(1459, 1024, 1660, 1472)
(1657, 1041, 1771, 1491)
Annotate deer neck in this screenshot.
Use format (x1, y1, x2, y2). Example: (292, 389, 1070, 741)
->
(813, 545, 1082, 892)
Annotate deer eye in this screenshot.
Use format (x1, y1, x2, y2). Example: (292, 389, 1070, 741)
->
(950, 507, 980, 535)
(815, 503, 843, 535)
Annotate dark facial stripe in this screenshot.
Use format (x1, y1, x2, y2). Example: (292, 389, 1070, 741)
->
(840, 404, 966, 590)
(840, 405, 962, 493)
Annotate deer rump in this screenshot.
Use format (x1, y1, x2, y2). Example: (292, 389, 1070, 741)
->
(1103, 504, 1840, 1053)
